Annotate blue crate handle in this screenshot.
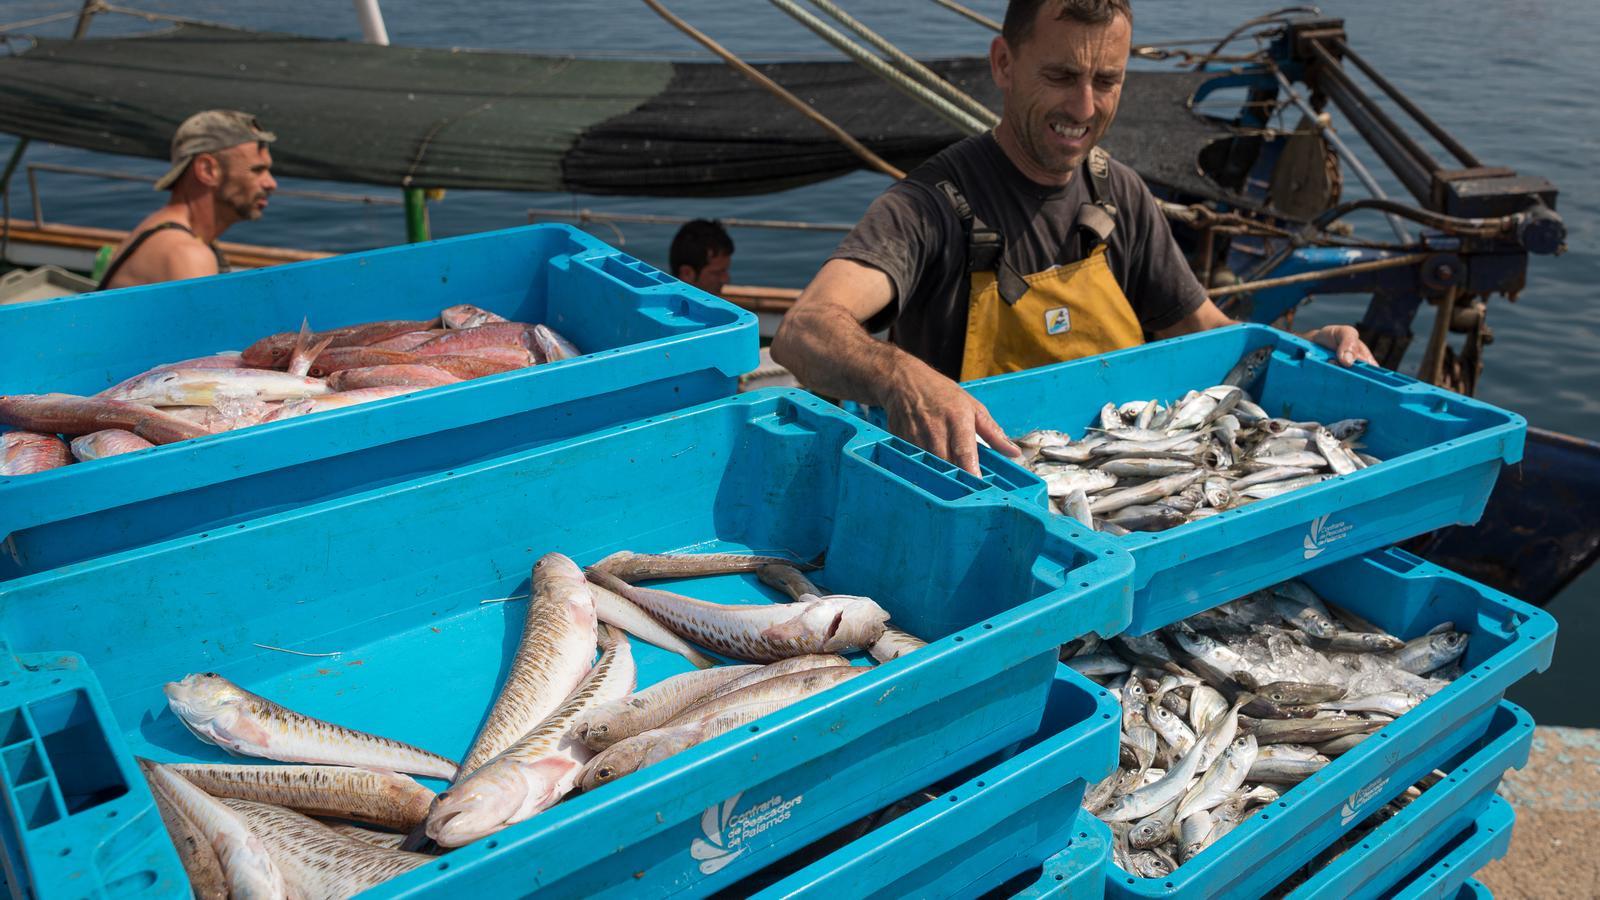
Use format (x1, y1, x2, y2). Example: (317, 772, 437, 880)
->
(836, 414, 1134, 641)
(1390, 797, 1514, 900)
(835, 401, 1047, 501)
(1010, 811, 1112, 899)
(0, 646, 188, 899)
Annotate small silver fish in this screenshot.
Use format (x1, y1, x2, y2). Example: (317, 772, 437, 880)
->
(1090, 470, 1207, 516)
(1392, 632, 1469, 674)
(1222, 346, 1273, 388)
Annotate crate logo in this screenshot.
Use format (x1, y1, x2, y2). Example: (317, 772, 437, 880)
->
(1303, 513, 1353, 560)
(1044, 307, 1072, 335)
(1340, 776, 1389, 825)
(690, 791, 805, 875)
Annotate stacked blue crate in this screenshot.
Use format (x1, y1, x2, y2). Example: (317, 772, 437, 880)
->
(0, 389, 1133, 897)
(0, 223, 758, 580)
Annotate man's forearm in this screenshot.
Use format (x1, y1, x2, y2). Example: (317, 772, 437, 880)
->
(772, 305, 912, 407)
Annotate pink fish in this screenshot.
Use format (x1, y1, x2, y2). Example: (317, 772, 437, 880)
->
(531, 325, 582, 362)
(440, 304, 508, 330)
(0, 394, 210, 444)
(327, 365, 461, 391)
(411, 323, 535, 356)
(96, 352, 247, 399)
(415, 352, 531, 379)
(261, 386, 420, 423)
(69, 429, 155, 462)
(366, 330, 446, 352)
(242, 319, 439, 369)
(1, 431, 73, 475)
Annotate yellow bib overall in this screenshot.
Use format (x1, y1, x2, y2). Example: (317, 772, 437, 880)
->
(943, 147, 1146, 382)
(958, 244, 1144, 381)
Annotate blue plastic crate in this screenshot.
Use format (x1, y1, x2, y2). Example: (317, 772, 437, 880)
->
(963, 324, 1526, 633)
(0, 648, 190, 899)
(740, 665, 1119, 899)
(0, 223, 758, 581)
(1094, 547, 1553, 899)
(1453, 879, 1492, 899)
(0, 388, 1133, 898)
(1004, 810, 1112, 899)
(1284, 702, 1533, 899)
(1387, 798, 1514, 900)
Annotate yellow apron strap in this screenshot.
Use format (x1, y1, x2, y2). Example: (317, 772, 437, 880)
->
(959, 245, 1144, 381)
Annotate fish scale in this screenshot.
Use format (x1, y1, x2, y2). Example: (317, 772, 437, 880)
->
(594, 550, 818, 583)
(575, 664, 760, 750)
(145, 763, 287, 899)
(223, 799, 431, 897)
(0, 393, 211, 444)
(579, 666, 865, 791)
(163, 673, 459, 780)
(137, 759, 228, 900)
(427, 625, 636, 847)
(163, 763, 435, 832)
(0, 431, 72, 474)
(457, 552, 598, 777)
(587, 568, 887, 662)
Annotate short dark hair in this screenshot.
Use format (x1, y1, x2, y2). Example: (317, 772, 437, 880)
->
(1002, 0, 1133, 49)
(669, 219, 735, 274)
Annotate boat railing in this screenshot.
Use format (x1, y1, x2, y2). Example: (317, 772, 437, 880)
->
(524, 206, 852, 248)
(20, 161, 402, 230)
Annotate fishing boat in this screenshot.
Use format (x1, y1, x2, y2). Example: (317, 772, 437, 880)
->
(0, 2, 1591, 605)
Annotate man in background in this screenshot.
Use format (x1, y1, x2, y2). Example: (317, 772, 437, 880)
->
(669, 218, 734, 297)
(99, 110, 278, 290)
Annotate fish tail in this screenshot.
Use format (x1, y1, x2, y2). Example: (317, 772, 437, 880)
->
(288, 319, 337, 378)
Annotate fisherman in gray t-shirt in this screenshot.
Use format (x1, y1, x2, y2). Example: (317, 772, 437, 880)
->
(772, 0, 1376, 474)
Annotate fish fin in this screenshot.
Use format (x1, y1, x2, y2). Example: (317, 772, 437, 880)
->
(289, 332, 336, 378)
(398, 820, 437, 854)
(760, 613, 811, 643)
(284, 318, 314, 374)
(685, 648, 719, 670)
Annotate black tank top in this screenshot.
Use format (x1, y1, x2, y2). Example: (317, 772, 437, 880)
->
(96, 221, 231, 290)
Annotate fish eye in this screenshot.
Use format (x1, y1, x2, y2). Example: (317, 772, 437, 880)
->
(202, 672, 218, 677)
(597, 767, 614, 779)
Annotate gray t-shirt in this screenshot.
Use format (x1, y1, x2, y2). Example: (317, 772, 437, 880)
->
(833, 132, 1207, 379)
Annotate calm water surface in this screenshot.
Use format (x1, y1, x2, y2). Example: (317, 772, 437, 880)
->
(3, 0, 1595, 724)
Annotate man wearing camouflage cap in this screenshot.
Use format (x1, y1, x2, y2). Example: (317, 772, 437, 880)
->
(99, 110, 278, 290)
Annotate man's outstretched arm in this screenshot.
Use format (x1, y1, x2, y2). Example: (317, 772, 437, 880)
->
(773, 258, 1020, 475)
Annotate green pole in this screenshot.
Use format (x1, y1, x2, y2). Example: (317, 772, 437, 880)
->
(403, 187, 430, 243)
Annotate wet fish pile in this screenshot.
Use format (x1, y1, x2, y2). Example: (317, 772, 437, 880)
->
(0, 305, 579, 476)
(1061, 578, 1468, 881)
(143, 551, 923, 898)
(1011, 347, 1381, 534)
